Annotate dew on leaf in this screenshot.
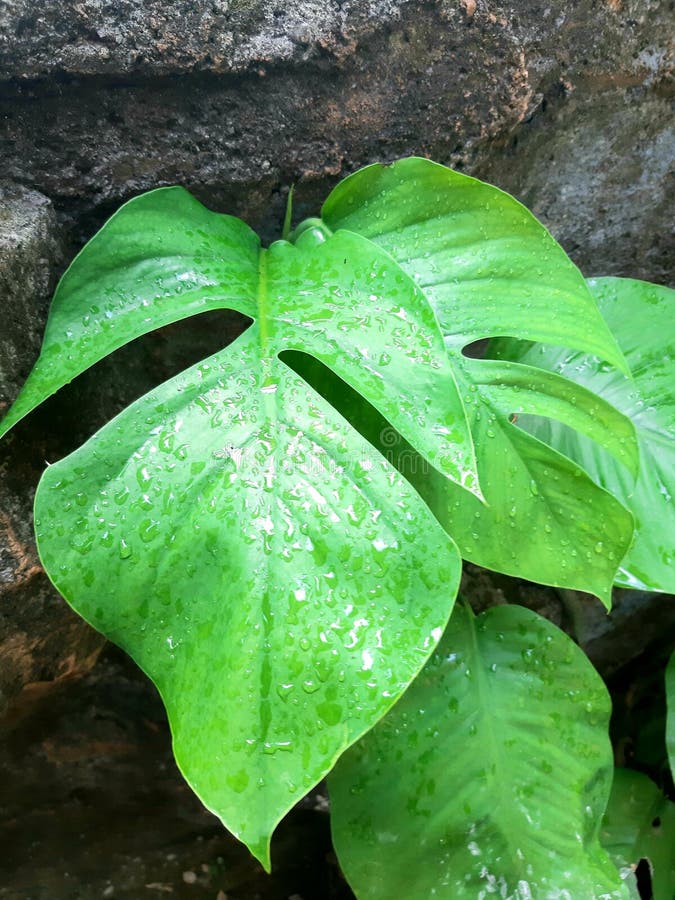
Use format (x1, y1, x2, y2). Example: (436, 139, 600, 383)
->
(119, 538, 132, 559)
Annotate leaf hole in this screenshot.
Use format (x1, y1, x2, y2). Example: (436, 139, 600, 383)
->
(2, 309, 251, 462)
(460, 338, 489, 359)
(635, 856, 653, 899)
(280, 350, 425, 483)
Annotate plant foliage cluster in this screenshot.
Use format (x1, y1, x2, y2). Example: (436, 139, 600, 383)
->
(1, 158, 673, 897)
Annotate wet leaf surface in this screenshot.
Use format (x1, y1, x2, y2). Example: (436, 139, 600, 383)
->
(601, 768, 675, 900)
(321, 158, 637, 602)
(490, 277, 674, 593)
(33, 327, 460, 867)
(0, 191, 479, 494)
(329, 603, 626, 899)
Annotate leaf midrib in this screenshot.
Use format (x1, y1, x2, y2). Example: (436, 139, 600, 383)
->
(463, 607, 524, 875)
(255, 247, 277, 747)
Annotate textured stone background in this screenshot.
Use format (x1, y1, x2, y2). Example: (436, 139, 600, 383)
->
(0, 1, 673, 896)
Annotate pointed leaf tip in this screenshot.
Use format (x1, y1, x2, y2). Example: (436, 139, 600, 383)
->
(492, 277, 674, 593)
(35, 327, 461, 872)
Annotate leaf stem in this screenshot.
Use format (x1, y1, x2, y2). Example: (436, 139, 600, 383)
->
(281, 185, 294, 242)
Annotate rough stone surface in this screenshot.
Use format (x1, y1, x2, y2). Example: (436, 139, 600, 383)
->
(0, 0, 673, 892)
(0, 2, 535, 236)
(0, 1, 410, 79)
(0, 647, 350, 899)
(0, 0, 671, 271)
(0, 184, 104, 718)
(478, 88, 675, 283)
(0, 183, 63, 410)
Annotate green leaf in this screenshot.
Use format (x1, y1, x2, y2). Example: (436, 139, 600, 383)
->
(329, 603, 626, 899)
(0, 183, 479, 866)
(667, 652, 675, 780)
(318, 157, 637, 603)
(601, 768, 675, 900)
(491, 277, 675, 593)
(34, 326, 461, 869)
(0, 187, 261, 438)
(321, 157, 628, 369)
(623, 872, 643, 900)
(263, 231, 480, 494)
(0, 188, 480, 498)
(414, 357, 635, 607)
(298, 354, 635, 607)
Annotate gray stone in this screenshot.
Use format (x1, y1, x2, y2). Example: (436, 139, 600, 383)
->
(560, 588, 675, 679)
(0, 184, 107, 716)
(0, 1, 671, 278)
(0, 1, 409, 79)
(0, 183, 63, 412)
(0, 2, 533, 229)
(478, 89, 675, 284)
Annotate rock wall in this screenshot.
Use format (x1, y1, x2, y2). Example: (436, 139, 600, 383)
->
(0, 1, 673, 893)
(1, 1, 673, 262)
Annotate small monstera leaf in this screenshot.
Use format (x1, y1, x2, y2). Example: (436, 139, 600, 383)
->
(601, 768, 675, 900)
(490, 277, 674, 593)
(329, 603, 627, 899)
(318, 158, 637, 603)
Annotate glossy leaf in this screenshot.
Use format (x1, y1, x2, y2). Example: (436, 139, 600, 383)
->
(321, 157, 627, 368)
(491, 277, 674, 592)
(0, 190, 480, 497)
(0, 183, 480, 866)
(0, 187, 260, 438)
(329, 603, 626, 898)
(601, 768, 675, 900)
(296, 353, 635, 607)
(319, 157, 637, 603)
(0, 159, 651, 869)
(412, 357, 635, 607)
(667, 652, 675, 780)
(34, 327, 461, 869)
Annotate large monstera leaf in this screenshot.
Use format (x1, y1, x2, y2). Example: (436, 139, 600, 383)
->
(0, 187, 472, 866)
(0, 189, 479, 495)
(490, 277, 674, 593)
(34, 328, 460, 867)
(329, 603, 627, 899)
(319, 158, 637, 603)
